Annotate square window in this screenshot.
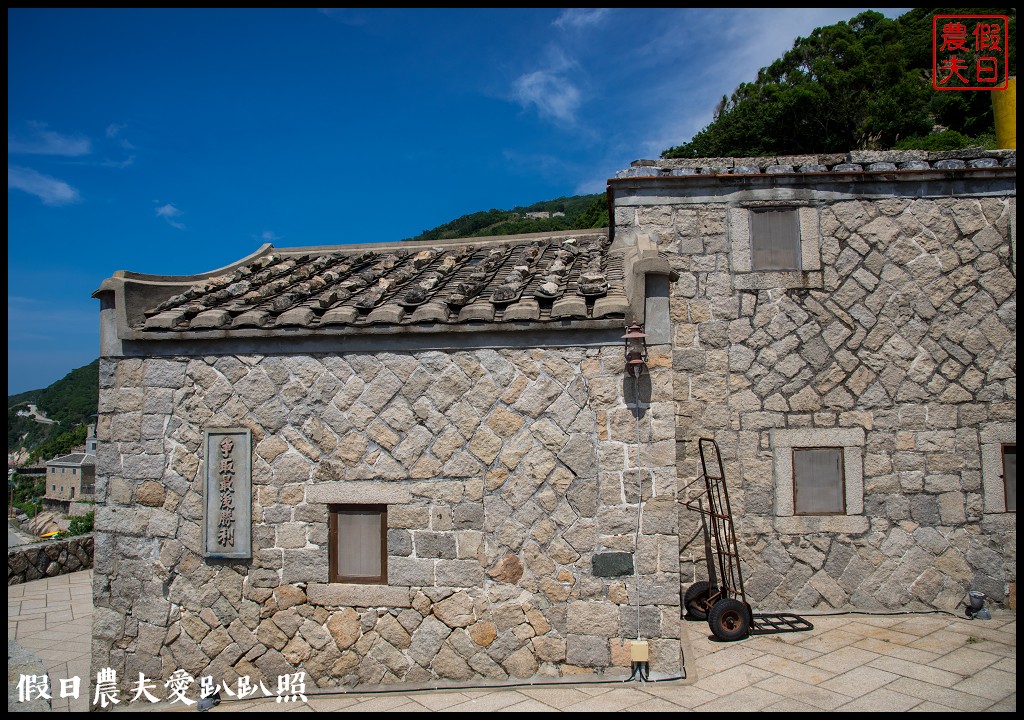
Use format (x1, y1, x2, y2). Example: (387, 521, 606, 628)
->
(750, 209, 800, 271)
(1004, 444, 1016, 512)
(329, 505, 387, 584)
(793, 447, 846, 515)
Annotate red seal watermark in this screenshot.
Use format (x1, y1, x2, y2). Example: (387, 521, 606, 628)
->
(933, 14, 1010, 90)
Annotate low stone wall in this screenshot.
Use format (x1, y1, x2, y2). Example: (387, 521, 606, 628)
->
(620, 148, 1016, 176)
(7, 535, 94, 585)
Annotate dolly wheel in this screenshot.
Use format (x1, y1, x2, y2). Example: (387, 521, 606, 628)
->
(708, 598, 751, 641)
(684, 581, 713, 621)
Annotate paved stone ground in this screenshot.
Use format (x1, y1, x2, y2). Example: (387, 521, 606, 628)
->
(7, 570, 1016, 712)
(212, 610, 1015, 713)
(8, 570, 93, 712)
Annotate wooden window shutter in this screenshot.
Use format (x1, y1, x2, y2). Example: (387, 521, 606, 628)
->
(330, 505, 387, 583)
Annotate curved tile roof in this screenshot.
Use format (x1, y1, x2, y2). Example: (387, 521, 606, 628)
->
(131, 232, 628, 335)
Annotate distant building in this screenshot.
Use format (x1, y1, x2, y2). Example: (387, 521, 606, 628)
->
(43, 453, 96, 509)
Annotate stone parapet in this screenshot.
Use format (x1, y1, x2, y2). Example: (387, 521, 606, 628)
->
(621, 149, 1016, 178)
(7, 535, 94, 584)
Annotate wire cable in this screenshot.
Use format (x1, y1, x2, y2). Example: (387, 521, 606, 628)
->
(632, 372, 643, 642)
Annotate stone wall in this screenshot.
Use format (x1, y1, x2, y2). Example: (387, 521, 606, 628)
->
(8, 535, 94, 585)
(92, 345, 680, 690)
(617, 181, 1016, 610)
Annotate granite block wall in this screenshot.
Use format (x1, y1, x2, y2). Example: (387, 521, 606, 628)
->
(92, 345, 680, 690)
(616, 187, 1016, 611)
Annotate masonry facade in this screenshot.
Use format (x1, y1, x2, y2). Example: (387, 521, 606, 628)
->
(92, 231, 682, 689)
(93, 149, 1015, 692)
(44, 452, 96, 508)
(612, 149, 1016, 611)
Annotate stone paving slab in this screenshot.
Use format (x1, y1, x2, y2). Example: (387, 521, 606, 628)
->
(7, 570, 1017, 713)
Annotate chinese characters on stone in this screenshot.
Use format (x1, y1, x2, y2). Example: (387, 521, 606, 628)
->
(217, 437, 236, 548)
(204, 428, 251, 558)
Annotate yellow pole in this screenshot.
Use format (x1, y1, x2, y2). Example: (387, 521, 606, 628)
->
(992, 76, 1016, 149)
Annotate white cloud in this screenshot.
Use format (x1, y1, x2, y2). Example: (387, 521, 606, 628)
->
(8, 165, 81, 206)
(8, 121, 91, 156)
(631, 8, 903, 161)
(104, 122, 137, 151)
(99, 155, 136, 169)
(260, 230, 282, 242)
(155, 202, 186, 230)
(553, 8, 610, 30)
(506, 12, 615, 129)
(513, 68, 582, 125)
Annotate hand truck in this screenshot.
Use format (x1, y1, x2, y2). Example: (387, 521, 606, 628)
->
(681, 438, 813, 641)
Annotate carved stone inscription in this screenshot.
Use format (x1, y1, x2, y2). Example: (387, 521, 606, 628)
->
(204, 428, 252, 558)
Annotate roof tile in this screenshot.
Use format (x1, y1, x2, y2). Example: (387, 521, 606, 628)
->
(131, 232, 621, 334)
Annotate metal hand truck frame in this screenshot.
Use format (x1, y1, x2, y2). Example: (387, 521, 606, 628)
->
(681, 438, 813, 641)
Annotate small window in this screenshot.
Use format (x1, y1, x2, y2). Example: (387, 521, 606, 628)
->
(70, 487, 75, 499)
(793, 447, 845, 515)
(329, 505, 387, 584)
(750, 209, 800, 271)
(52, 484, 56, 491)
(1004, 444, 1016, 513)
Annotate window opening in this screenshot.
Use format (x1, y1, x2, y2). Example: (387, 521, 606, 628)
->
(329, 505, 387, 584)
(793, 447, 845, 515)
(750, 209, 800, 271)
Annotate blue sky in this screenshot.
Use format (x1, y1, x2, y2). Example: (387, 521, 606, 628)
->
(8, 8, 902, 395)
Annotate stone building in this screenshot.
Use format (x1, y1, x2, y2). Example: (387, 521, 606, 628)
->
(92, 149, 1015, 692)
(92, 229, 682, 688)
(44, 452, 96, 509)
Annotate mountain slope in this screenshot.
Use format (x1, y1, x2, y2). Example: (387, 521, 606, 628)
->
(8, 359, 99, 458)
(404, 194, 608, 242)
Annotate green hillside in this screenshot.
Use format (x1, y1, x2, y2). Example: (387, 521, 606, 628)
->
(663, 8, 1016, 158)
(404, 194, 608, 242)
(8, 359, 99, 460)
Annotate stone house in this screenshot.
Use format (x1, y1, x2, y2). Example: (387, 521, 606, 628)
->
(44, 452, 96, 508)
(92, 149, 1015, 692)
